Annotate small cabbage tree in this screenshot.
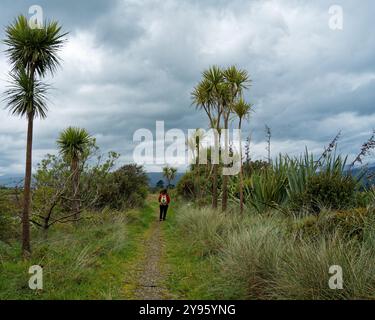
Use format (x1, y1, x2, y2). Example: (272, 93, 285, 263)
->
(57, 127, 92, 220)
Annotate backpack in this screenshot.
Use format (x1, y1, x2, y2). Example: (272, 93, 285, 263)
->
(160, 194, 168, 205)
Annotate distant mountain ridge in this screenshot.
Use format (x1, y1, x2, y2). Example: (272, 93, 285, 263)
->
(0, 172, 184, 188)
(1, 166, 373, 188)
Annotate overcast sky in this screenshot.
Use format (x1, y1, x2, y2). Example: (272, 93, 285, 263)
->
(0, 0, 374, 175)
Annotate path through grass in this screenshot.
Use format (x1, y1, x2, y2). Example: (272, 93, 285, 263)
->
(121, 197, 175, 300)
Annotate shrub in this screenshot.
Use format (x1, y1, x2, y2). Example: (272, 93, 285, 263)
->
(292, 207, 375, 241)
(97, 164, 149, 210)
(291, 172, 357, 213)
(176, 172, 196, 200)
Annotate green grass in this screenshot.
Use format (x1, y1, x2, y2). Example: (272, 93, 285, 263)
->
(3, 194, 375, 300)
(164, 203, 375, 300)
(164, 204, 240, 299)
(0, 203, 155, 300)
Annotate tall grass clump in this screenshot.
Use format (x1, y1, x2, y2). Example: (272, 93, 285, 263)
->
(171, 204, 375, 300)
(174, 204, 242, 256)
(218, 215, 288, 299)
(273, 234, 375, 299)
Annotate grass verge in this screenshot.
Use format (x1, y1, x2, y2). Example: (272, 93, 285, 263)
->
(0, 202, 155, 300)
(164, 203, 375, 300)
(164, 203, 238, 299)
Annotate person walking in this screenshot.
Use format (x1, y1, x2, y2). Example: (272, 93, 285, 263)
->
(158, 189, 171, 221)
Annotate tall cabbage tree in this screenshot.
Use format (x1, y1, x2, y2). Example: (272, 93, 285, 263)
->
(192, 66, 224, 209)
(221, 66, 250, 212)
(3, 15, 66, 256)
(57, 127, 92, 221)
(233, 99, 253, 214)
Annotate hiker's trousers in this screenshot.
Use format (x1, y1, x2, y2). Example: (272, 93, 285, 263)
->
(160, 205, 169, 220)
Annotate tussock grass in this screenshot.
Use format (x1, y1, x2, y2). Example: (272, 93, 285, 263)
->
(174, 205, 243, 256)
(167, 204, 375, 300)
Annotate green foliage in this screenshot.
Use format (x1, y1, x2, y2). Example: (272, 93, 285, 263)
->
(31, 144, 151, 233)
(0, 204, 155, 299)
(57, 127, 93, 163)
(285, 151, 317, 201)
(292, 207, 375, 240)
(235, 150, 360, 214)
(184, 143, 363, 215)
(176, 171, 196, 200)
(353, 188, 375, 207)
(4, 15, 67, 78)
(0, 189, 19, 242)
(4, 68, 49, 119)
(32, 149, 119, 226)
(244, 165, 288, 212)
(162, 166, 177, 188)
(166, 204, 375, 300)
(97, 164, 149, 210)
(242, 160, 270, 177)
(291, 172, 357, 213)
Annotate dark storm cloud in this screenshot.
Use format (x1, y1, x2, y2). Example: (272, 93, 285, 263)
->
(1, 0, 375, 175)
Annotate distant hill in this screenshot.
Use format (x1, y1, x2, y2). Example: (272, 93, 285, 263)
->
(0, 175, 24, 188)
(2, 166, 373, 189)
(146, 172, 184, 188)
(350, 164, 375, 187)
(0, 172, 185, 188)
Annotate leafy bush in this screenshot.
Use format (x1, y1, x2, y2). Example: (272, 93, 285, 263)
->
(176, 172, 196, 200)
(177, 165, 221, 206)
(291, 172, 357, 213)
(292, 207, 375, 240)
(97, 164, 149, 210)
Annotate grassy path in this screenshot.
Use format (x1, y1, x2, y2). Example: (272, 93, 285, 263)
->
(121, 198, 175, 300)
(0, 195, 178, 300)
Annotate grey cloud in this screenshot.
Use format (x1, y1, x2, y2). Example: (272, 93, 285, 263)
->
(1, 0, 375, 175)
